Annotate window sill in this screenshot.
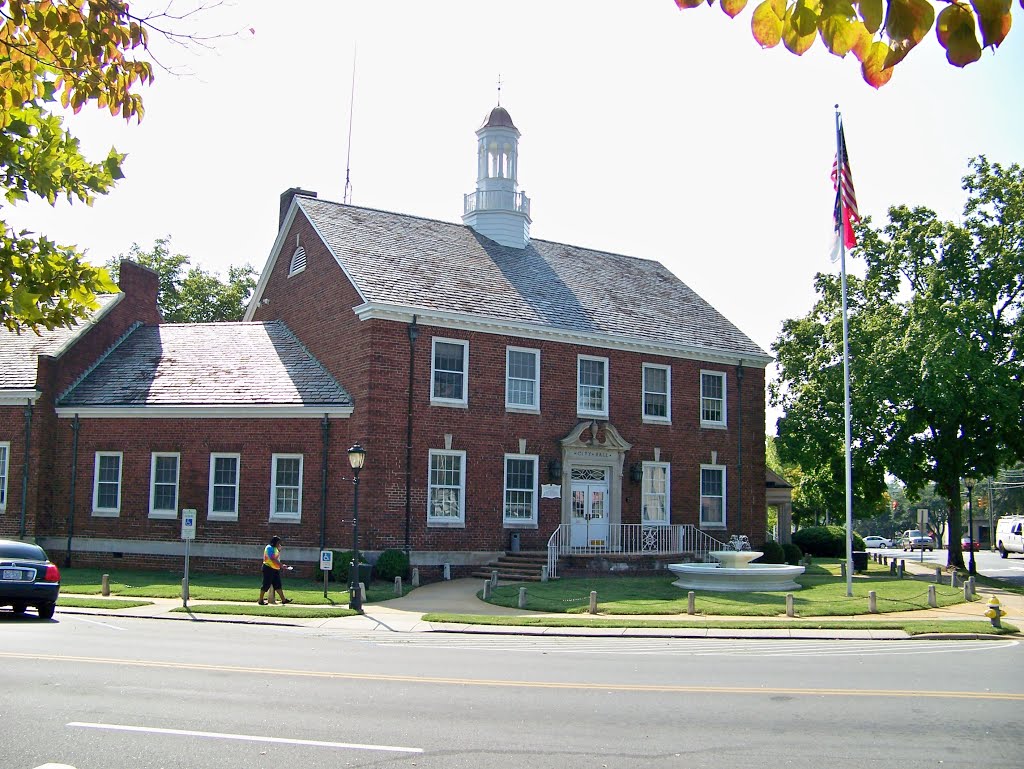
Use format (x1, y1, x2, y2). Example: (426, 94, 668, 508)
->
(700, 523, 727, 530)
(208, 512, 239, 522)
(700, 422, 727, 430)
(642, 417, 672, 425)
(641, 520, 671, 527)
(91, 509, 120, 518)
(505, 405, 541, 415)
(270, 515, 302, 524)
(430, 399, 469, 409)
(577, 411, 608, 420)
(427, 520, 466, 529)
(148, 511, 178, 520)
(503, 521, 538, 529)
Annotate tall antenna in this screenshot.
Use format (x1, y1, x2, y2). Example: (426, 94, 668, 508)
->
(343, 46, 357, 205)
(497, 73, 502, 106)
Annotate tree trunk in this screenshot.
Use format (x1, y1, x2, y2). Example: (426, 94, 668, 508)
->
(940, 479, 965, 570)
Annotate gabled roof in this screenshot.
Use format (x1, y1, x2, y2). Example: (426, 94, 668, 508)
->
(57, 321, 352, 414)
(0, 294, 121, 390)
(292, 198, 769, 364)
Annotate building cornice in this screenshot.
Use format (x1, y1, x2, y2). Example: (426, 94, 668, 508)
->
(0, 389, 42, 405)
(55, 405, 354, 419)
(352, 302, 772, 368)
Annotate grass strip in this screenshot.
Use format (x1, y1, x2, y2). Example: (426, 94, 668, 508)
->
(170, 604, 359, 619)
(58, 597, 153, 610)
(422, 613, 1017, 636)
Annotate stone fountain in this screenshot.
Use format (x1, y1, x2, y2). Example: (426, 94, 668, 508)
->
(668, 537, 805, 592)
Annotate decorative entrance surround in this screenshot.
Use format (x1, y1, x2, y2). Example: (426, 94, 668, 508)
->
(559, 421, 632, 539)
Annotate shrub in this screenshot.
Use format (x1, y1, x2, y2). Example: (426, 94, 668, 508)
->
(326, 550, 368, 583)
(373, 548, 409, 582)
(781, 542, 803, 565)
(754, 540, 786, 564)
(791, 525, 865, 557)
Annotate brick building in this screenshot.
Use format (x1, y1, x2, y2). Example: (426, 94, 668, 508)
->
(1, 105, 770, 578)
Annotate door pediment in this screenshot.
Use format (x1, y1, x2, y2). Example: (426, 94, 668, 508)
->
(560, 421, 632, 453)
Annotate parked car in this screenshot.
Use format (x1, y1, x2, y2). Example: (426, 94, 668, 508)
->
(900, 529, 935, 552)
(0, 540, 61, 619)
(960, 536, 981, 551)
(995, 515, 1024, 558)
(863, 536, 892, 549)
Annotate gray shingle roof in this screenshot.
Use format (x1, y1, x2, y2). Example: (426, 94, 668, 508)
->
(0, 295, 120, 390)
(58, 321, 352, 408)
(297, 198, 768, 361)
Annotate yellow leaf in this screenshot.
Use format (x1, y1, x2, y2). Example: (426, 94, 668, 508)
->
(884, 0, 935, 46)
(857, 0, 883, 32)
(936, 5, 983, 66)
(675, 0, 706, 8)
(970, 0, 1013, 48)
(722, 0, 750, 16)
(821, 14, 863, 56)
(752, 0, 787, 47)
(783, 1, 820, 54)
(861, 39, 895, 86)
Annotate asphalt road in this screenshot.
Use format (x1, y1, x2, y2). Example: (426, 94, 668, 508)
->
(873, 546, 1024, 586)
(2, 613, 1022, 769)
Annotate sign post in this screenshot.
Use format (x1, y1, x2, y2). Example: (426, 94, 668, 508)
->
(320, 549, 333, 598)
(181, 509, 197, 607)
(917, 508, 929, 563)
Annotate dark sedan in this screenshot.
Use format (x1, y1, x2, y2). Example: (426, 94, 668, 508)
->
(0, 539, 60, 619)
(961, 536, 982, 551)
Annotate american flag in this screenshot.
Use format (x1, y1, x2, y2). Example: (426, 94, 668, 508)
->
(831, 123, 860, 255)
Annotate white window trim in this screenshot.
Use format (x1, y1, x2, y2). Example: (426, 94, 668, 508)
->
(641, 461, 671, 525)
(577, 354, 609, 418)
(430, 337, 469, 407)
(505, 346, 541, 413)
(700, 463, 727, 529)
(0, 441, 10, 512)
(503, 453, 538, 526)
(149, 452, 180, 519)
(92, 451, 123, 517)
(208, 452, 241, 521)
(427, 448, 466, 527)
(270, 453, 304, 523)
(642, 363, 672, 424)
(700, 369, 727, 428)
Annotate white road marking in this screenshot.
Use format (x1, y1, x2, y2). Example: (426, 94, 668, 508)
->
(33, 764, 77, 768)
(66, 722, 423, 754)
(66, 616, 124, 631)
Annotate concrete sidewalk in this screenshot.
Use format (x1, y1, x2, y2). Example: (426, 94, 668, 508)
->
(53, 566, 1024, 641)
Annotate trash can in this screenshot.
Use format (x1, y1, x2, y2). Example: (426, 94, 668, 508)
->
(510, 532, 521, 554)
(852, 551, 868, 573)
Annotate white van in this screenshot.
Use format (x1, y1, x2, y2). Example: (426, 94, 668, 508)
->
(995, 515, 1024, 558)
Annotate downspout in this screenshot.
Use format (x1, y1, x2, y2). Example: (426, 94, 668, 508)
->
(405, 315, 419, 570)
(319, 413, 330, 550)
(65, 415, 80, 567)
(735, 362, 744, 536)
(19, 399, 32, 540)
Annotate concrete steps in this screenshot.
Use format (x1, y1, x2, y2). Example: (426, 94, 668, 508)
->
(471, 552, 550, 582)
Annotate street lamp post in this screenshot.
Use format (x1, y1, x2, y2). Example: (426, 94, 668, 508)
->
(965, 477, 976, 576)
(348, 443, 366, 611)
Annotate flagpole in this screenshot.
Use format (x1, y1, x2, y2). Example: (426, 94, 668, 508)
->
(836, 105, 854, 598)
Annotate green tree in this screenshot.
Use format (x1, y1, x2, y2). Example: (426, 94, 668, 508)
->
(108, 238, 257, 322)
(673, 0, 1019, 88)
(772, 157, 1024, 569)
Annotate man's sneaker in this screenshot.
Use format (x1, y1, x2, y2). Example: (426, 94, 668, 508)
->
(258, 600, 267, 605)
(282, 598, 293, 604)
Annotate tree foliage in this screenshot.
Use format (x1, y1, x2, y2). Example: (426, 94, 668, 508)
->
(107, 238, 256, 322)
(772, 157, 1024, 569)
(0, 1, 216, 333)
(674, 0, 1019, 88)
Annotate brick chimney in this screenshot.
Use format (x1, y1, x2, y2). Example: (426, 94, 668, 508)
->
(279, 187, 318, 229)
(117, 259, 161, 324)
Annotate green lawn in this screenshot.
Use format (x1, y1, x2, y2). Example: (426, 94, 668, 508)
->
(171, 604, 359, 619)
(57, 597, 153, 610)
(483, 561, 974, 617)
(59, 567, 411, 604)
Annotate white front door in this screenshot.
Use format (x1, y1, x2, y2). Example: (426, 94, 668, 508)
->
(570, 468, 609, 548)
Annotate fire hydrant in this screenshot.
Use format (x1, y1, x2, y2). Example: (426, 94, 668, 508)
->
(984, 596, 1005, 628)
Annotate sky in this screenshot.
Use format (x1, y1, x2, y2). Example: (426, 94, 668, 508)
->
(8, 1, 1023, 434)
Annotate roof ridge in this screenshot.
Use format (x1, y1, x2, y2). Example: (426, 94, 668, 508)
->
(57, 320, 144, 405)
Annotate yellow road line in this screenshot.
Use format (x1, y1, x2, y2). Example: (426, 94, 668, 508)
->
(4, 651, 1021, 701)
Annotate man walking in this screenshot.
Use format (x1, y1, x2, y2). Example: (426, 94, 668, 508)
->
(258, 536, 293, 605)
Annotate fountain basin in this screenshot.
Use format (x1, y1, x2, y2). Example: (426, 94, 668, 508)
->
(668, 551, 805, 592)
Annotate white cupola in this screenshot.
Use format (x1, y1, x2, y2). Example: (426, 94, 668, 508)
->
(462, 105, 531, 248)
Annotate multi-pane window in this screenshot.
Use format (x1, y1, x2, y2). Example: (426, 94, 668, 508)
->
(700, 371, 726, 426)
(0, 441, 9, 511)
(700, 465, 726, 527)
(149, 453, 180, 518)
(431, 338, 469, 405)
(506, 347, 540, 411)
(271, 454, 303, 521)
(503, 454, 538, 524)
(93, 452, 122, 516)
(641, 462, 670, 524)
(642, 364, 671, 422)
(427, 450, 465, 524)
(209, 453, 240, 520)
(577, 355, 609, 417)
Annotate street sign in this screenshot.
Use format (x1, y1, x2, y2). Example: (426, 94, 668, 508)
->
(917, 508, 929, 530)
(181, 509, 197, 540)
(320, 549, 334, 571)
